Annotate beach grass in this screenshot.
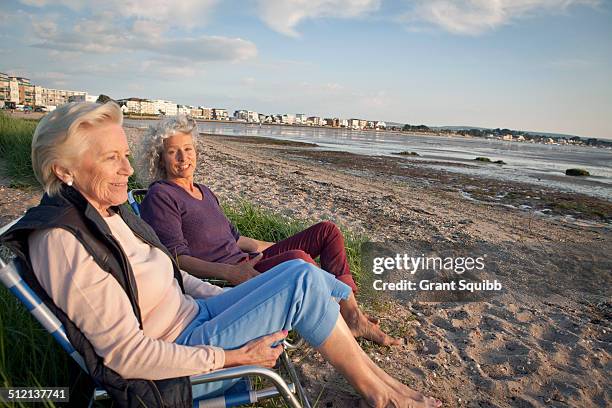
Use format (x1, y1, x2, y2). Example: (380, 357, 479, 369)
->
(223, 200, 367, 286)
(0, 113, 38, 187)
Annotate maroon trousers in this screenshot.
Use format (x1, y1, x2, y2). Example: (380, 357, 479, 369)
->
(252, 221, 358, 292)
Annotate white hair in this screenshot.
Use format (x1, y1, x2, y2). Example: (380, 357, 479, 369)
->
(31, 101, 123, 196)
(135, 114, 198, 185)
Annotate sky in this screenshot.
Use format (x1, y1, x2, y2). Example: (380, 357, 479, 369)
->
(1, 0, 611, 139)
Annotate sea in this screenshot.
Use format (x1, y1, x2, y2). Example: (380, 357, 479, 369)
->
(124, 120, 612, 201)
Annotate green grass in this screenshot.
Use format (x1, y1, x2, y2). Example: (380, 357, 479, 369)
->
(0, 249, 71, 407)
(0, 113, 38, 187)
(223, 200, 367, 286)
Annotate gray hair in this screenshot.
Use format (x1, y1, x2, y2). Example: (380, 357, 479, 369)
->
(135, 114, 198, 185)
(31, 101, 123, 196)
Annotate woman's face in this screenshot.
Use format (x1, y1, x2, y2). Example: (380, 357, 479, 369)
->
(162, 132, 197, 180)
(70, 122, 133, 215)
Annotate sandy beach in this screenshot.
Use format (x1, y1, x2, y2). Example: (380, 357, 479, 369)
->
(0, 125, 610, 407)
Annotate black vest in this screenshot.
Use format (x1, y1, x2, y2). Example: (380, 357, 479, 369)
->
(1, 186, 192, 407)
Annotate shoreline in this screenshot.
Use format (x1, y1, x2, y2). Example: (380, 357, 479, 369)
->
(199, 132, 611, 226)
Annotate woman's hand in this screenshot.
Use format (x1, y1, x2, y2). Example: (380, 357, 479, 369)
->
(223, 330, 288, 368)
(227, 254, 262, 285)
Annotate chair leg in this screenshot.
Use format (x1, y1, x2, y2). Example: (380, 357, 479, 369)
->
(191, 365, 302, 408)
(281, 351, 312, 408)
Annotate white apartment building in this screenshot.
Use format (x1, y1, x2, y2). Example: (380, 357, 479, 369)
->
(295, 113, 306, 124)
(117, 98, 156, 115)
(200, 107, 213, 120)
(35, 87, 86, 107)
(348, 119, 361, 129)
(189, 107, 203, 118)
(234, 110, 249, 121)
(177, 105, 191, 115)
(307, 116, 323, 126)
(212, 108, 229, 120)
(152, 99, 177, 116)
(67, 94, 98, 103)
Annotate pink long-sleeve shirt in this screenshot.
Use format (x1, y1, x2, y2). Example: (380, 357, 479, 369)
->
(28, 213, 226, 379)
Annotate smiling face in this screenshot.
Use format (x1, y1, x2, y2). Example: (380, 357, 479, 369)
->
(70, 122, 133, 216)
(161, 132, 197, 181)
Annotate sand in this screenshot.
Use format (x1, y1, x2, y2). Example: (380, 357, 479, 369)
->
(186, 131, 611, 408)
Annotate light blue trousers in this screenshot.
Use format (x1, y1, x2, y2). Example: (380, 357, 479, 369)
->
(174, 259, 352, 398)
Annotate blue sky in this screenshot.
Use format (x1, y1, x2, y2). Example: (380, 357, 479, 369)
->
(1, 0, 611, 138)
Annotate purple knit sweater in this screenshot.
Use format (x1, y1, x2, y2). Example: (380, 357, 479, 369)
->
(140, 180, 246, 264)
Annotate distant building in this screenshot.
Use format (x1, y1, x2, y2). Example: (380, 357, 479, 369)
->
(117, 98, 156, 115)
(37, 87, 86, 108)
(295, 113, 306, 124)
(339, 118, 348, 128)
(212, 108, 229, 120)
(177, 105, 191, 115)
(375, 121, 386, 130)
(200, 107, 213, 120)
(190, 107, 204, 118)
(308, 116, 323, 126)
(325, 118, 339, 127)
(152, 99, 177, 116)
(234, 110, 259, 122)
(68, 94, 98, 103)
(348, 119, 361, 129)
(0, 72, 16, 104)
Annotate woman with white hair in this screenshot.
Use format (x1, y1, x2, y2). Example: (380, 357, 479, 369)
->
(1, 101, 441, 407)
(137, 114, 401, 346)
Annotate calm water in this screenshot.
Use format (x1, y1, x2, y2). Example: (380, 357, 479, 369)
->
(126, 120, 612, 200)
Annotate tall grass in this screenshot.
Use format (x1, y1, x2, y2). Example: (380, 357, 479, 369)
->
(0, 113, 38, 187)
(223, 201, 366, 285)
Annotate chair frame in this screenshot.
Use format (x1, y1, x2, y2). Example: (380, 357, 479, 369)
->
(0, 218, 310, 408)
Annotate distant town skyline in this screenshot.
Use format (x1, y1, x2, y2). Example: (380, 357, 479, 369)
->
(2, 0, 611, 139)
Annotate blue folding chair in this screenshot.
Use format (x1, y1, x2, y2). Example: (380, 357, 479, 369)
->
(0, 218, 309, 408)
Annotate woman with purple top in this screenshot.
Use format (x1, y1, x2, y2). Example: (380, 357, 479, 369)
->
(137, 115, 401, 346)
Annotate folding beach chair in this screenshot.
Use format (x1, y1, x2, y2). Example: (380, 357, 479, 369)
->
(0, 218, 310, 408)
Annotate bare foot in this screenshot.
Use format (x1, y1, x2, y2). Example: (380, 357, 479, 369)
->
(361, 391, 442, 408)
(346, 310, 404, 346)
(365, 313, 379, 325)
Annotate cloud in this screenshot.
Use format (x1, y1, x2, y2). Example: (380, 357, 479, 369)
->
(19, 0, 84, 8)
(19, 0, 218, 27)
(257, 0, 381, 37)
(241, 77, 256, 86)
(143, 36, 257, 63)
(29, 16, 257, 63)
(400, 0, 601, 35)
